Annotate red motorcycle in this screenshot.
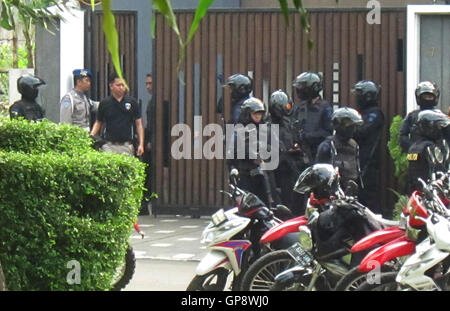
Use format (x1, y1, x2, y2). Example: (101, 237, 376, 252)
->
(240, 192, 397, 291)
(335, 185, 447, 291)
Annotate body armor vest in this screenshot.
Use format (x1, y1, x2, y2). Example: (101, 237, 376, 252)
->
(328, 136, 359, 186)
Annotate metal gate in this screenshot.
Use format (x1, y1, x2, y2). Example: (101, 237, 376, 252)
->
(152, 9, 406, 216)
(89, 11, 137, 101)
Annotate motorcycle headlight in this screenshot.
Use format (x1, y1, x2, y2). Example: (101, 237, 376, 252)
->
(298, 226, 313, 251)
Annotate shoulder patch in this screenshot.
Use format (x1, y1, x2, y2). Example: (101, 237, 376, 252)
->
(407, 153, 419, 161)
(367, 112, 377, 122)
(63, 101, 71, 108)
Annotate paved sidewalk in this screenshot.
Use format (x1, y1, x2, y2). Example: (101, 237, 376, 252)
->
(130, 215, 211, 262)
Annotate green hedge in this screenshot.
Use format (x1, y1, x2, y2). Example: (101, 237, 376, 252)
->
(0, 118, 145, 290)
(0, 118, 92, 155)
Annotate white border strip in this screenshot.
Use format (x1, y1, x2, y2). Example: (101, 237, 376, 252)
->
(406, 5, 450, 113)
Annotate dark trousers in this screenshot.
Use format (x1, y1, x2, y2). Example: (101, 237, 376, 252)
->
(359, 167, 382, 215)
(237, 174, 270, 207)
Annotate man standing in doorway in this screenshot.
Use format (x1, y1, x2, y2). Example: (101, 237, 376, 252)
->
(90, 72, 144, 157)
(144, 73, 154, 152)
(141, 73, 154, 215)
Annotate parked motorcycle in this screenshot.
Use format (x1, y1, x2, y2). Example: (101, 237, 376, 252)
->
(336, 143, 450, 291)
(186, 175, 296, 291)
(241, 192, 398, 291)
(357, 209, 450, 291)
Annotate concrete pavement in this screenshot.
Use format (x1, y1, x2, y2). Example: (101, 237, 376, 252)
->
(130, 215, 211, 262)
(124, 215, 212, 291)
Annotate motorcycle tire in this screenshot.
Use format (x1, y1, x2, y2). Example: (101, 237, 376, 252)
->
(356, 271, 401, 291)
(186, 268, 229, 291)
(110, 245, 136, 291)
(240, 250, 298, 291)
(334, 265, 394, 291)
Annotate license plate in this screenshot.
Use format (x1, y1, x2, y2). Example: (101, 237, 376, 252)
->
(287, 243, 313, 266)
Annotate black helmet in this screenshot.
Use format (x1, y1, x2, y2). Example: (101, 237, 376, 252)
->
(292, 72, 323, 101)
(224, 74, 253, 101)
(269, 90, 293, 119)
(239, 97, 266, 125)
(17, 74, 46, 101)
(351, 80, 380, 108)
(416, 110, 450, 140)
(332, 107, 363, 139)
(293, 164, 340, 199)
(415, 81, 440, 108)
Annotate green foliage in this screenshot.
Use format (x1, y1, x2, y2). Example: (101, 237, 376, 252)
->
(0, 44, 30, 69)
(387, 115, 409, 187)
(0, 118, 146, 290)
(0, 118, 93, 155)
(0, 44, 32, 117)
(99, 0, 315, 82)
(389, 188, 409, 221)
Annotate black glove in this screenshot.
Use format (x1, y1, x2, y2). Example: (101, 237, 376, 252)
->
(89, 135, 106, 150)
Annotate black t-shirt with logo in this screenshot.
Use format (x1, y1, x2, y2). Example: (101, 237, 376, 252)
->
(97, 95, 141, 142)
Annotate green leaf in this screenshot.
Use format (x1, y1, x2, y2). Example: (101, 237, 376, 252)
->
(101, 0, 127, 89)
(185, 0, 215, 46)
(152, 0, 181, 38)
(1, 2, 14, 31)
(278, 0, 289, 25)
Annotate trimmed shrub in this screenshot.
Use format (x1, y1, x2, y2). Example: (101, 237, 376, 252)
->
(0, 118, 145, 290)
(0, 118, 93, 155)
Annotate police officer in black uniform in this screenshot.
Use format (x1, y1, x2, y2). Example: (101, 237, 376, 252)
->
(223, 74, 253, 124)
(227, 97, 277, 207)
(400, 81, 444, 153)
(9, 74, 46, 121)
(269, 90, 305, 214)
(316, 107, 363, 195)
(406, 110, 450, 194)
(291, 72, 333, 162)
(351, 80, 385, 214)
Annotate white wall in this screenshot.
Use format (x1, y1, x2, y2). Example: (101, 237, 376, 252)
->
(8, 68, 34, 106)
(59, 7, 85, 100)
(406, 5, 450, 113)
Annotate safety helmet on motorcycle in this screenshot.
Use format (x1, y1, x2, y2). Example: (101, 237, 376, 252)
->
(292, 72, 323, 101)
(332, 107, 363, 140)
(239, 97, 266, 125)
(224, 74, 253, 101)
(351, 80, 380, 108)
(269, 90, 292, 119)
(415, 81, 440, 108)
(416, 110, 450, 140)
(293, 164, 340, 199)
(17, 74, 46, 101)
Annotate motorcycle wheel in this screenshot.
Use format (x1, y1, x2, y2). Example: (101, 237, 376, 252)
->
(186, 268, 229, 291)
(356, 272, 402, 291)
(334, 265, 395, 291)
(241, 250, 298, 291)
(110, 245, 136, 291)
